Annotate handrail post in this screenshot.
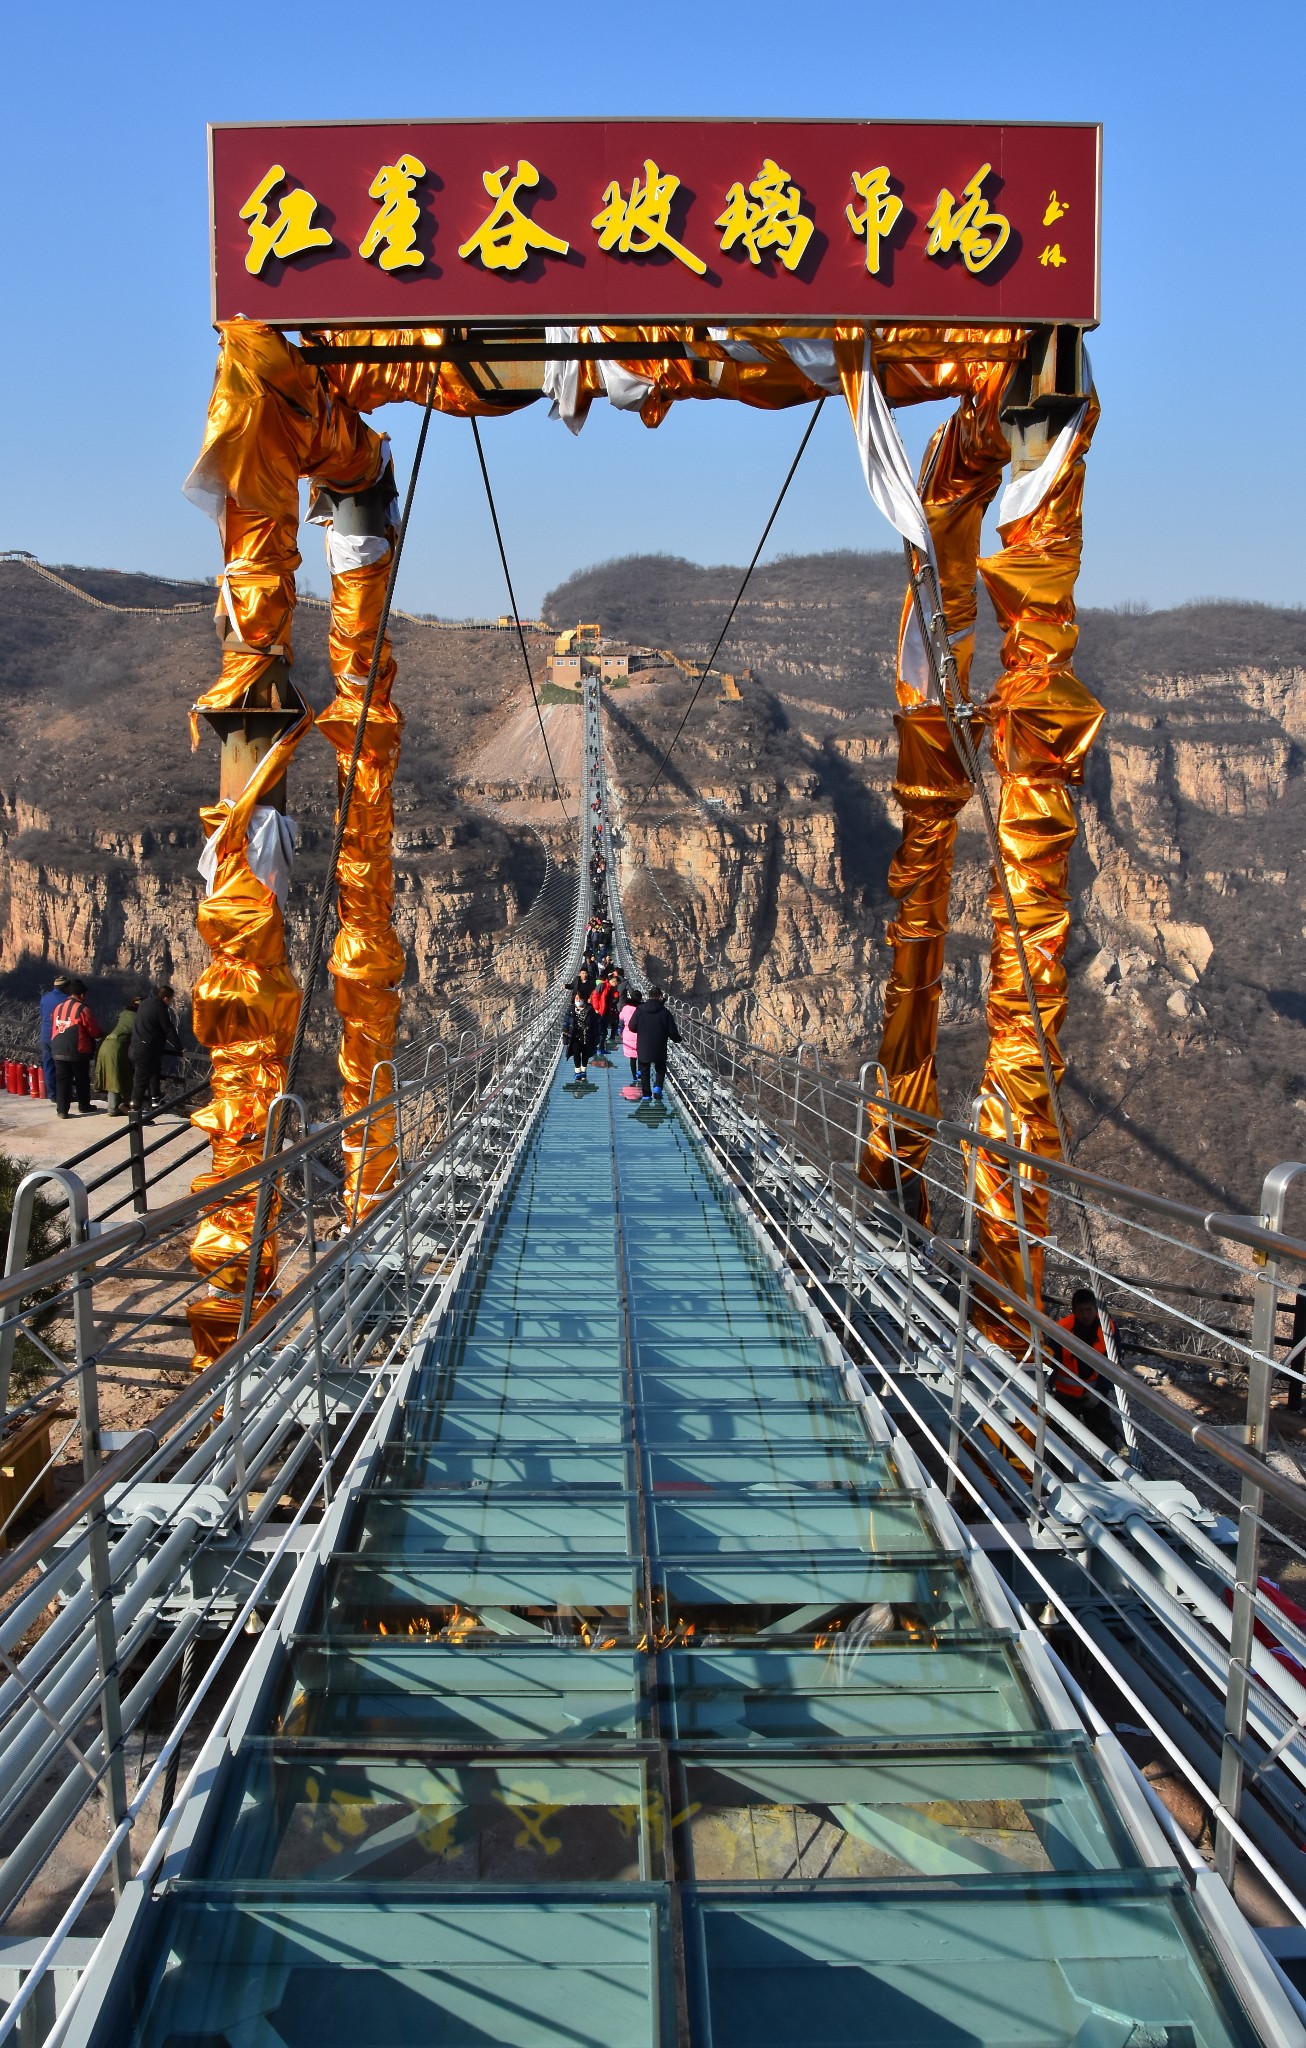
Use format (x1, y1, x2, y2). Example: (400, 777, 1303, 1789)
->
(946, 1098, 984, 1499)
(41, 1166, 133, 1898)
(785, 1044, 807, 1260)
(992, 1091, 1046, 1505)
(1216, 1159, 1306, 1885)
(872, 1061, 918, 1368)
(127, 1114, 148, 1216)
(844, 1060, 874, 1348)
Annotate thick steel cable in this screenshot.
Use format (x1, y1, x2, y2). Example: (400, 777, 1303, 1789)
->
(237, 385, 437, 1338)
(470, 416, 571, 823)
(639, 396, 826, 808)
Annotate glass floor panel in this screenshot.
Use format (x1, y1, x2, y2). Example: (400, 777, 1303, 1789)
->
(444, 1313, 623, 1342)
(635, 1369, 844, 1404)
(629, 1315, 815, 1345)
(637, 1404, 869, 1447)
(647, 1446, 892, 1492)
(324, 1558, 637, 1639)
(667, 1645, 1044, 1746)
(416, 1372, 628, 1407)
(650, 1495, 936, 1556)
(278, 1644, 648, 1744)
(209, 1752, 658, 1884)
(656, 1557, 983, 1637)
(633, 1342, 837, 1374)
(121, 1896, 665, 2048)
(623, 1252, 778, 1275)
(679, 1745, 1132, 1881)
(380, 1447, 630, 1491)
(405, 1407, 629, 1446)
(686, 1882, 1259, 2048)
(354, 1496, 635, 1556)
(427, 1340, 624, 1373)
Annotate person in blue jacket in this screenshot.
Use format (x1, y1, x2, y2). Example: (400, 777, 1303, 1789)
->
(38, 974, 70, 1103)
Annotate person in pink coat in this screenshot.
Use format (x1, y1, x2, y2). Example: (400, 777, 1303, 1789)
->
(619, 987, 642, 1098)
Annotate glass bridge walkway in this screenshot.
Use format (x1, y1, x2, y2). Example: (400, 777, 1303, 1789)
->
(79, 1060, 1269, 2048)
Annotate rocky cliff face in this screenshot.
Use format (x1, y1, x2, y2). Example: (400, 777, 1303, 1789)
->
(0, 561, 569, 1083)
(4, 549, 1305, 1212)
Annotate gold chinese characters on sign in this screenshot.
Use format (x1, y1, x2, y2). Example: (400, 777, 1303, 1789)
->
(458, 160, 571, 272)
(359, 154, 427, 271)
(233, 150, 1057, 284)
(846, 166, 903, 275)
(715, 159, 813, 271)
(592, 160, 707, 275)
(925, 164, 1011, 275)
(240, 166, 333, 275)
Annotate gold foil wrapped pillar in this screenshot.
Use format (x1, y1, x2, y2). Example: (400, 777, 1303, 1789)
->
(861, 366, 1010, 1218)
(867, 710, 970, 1220)
(973, 396, 1103, 1321)
(184, 324, 384, 1364)
(317, 548, 406, 1212)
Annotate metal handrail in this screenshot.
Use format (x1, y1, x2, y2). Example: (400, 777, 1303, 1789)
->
(675, 1009, 1306, 1271)
(0, 1013, 552, 1317)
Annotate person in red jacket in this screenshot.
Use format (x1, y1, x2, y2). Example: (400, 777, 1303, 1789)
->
(589, 974, 614, 1055)
(1055, 1288, 1123, 1448)
(49, 980, 102, 1119)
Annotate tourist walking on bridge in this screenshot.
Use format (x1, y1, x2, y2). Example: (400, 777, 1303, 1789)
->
(635, 987, 680, 1103)
(619, 987, 642, 1092)
(562, 989, 599, 1082)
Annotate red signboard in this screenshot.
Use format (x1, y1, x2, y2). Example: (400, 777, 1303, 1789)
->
(210, 120, 1100, 329)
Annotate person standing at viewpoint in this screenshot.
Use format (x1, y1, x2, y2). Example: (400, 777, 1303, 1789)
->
(635, 986, 680, 1103)
(96, 997, 139, 1115)
(49, 980, 102, 1118)
(39, 973, 71, 1103)
(130, 984, 181, 1116)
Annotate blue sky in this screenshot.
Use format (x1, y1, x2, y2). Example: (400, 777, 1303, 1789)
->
(4, 1, 1301, 618)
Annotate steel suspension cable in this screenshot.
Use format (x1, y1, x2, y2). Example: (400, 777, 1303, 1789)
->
(639, 396, 826, 809)
(470, 416, 571, 822)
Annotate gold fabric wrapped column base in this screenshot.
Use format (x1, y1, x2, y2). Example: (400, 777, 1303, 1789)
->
(319, 550, 406, 1214)
(861, 708, 969, 1222)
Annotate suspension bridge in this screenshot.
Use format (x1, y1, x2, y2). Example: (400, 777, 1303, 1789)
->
(1, 109, 1306, 2048)
(0, 684, 1298, 2047)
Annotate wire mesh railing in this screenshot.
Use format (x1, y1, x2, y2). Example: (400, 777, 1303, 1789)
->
(666, 1004, 1306, 1918)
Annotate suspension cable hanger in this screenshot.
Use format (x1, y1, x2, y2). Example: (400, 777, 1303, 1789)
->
(470, 416, 571, 822)
(639, 397, 826, 810)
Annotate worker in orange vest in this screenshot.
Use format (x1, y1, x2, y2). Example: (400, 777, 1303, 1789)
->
(1055, 1288, 1124, 1448)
